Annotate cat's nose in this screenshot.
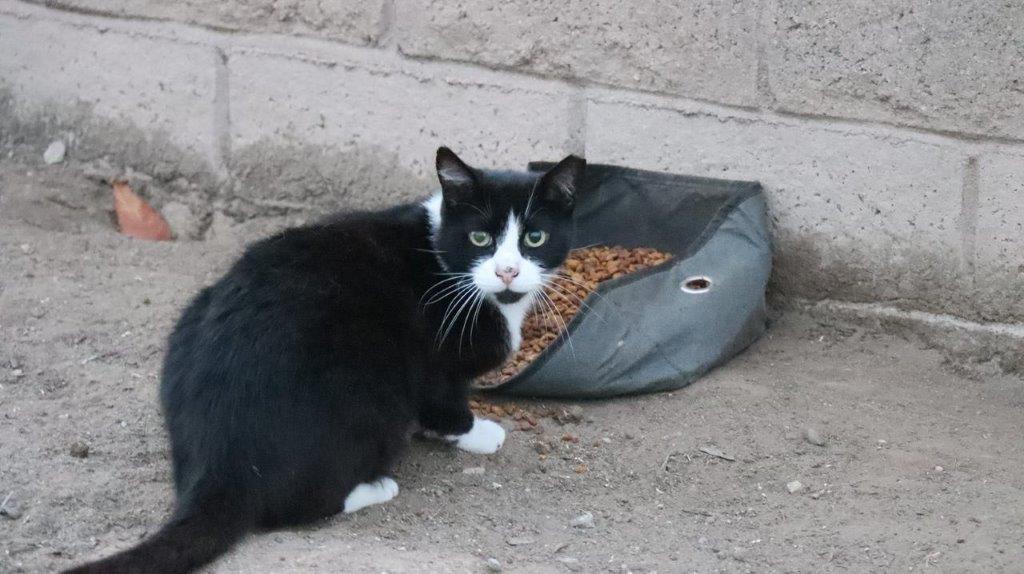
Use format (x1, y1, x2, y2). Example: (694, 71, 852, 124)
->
(495, 265, 520, 285)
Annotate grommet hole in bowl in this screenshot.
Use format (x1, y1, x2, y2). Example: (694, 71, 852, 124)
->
(681, 276, 712, 294)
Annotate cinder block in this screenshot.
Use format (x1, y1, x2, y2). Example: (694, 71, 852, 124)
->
(19, 0, 385, 45)
(586, 93, 970, 314)
(975, 151, 1024, 322)
(227, 45, 574, 212)
(396, 0, 761, 108)
(768, 0, 1024, 140)
(0, 13, 219, 167)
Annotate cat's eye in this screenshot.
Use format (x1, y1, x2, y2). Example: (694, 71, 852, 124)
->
(468, 231, 493, 247)
(524, 230, 548, 248)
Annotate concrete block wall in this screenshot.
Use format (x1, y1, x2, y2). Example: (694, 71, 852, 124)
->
(1, 0, 1023, 358)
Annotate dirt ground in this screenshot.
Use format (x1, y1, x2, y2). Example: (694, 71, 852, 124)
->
(2, 159, 1023, 573)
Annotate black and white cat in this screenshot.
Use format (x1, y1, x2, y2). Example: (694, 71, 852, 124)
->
(65, 148, 585, 574)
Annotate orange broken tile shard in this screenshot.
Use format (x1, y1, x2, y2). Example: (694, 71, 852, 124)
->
(113, 181, 171, 241)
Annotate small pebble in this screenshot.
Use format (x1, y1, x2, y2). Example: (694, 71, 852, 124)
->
(462, 466, 485, 475)
(556, 557, 582, 572)
(11, 369, 24, 379)
(484, 557, 502, 572)
(934, 466, 944, 472)
(43, 140, 66, 164)
(0, 494, 22, 520)
(732, 547, 748, 562)
(804, 427, 827, 447)
(570, 512, 595, 529)
(786, 480, 804, 494)
(69, 442, 91, 458)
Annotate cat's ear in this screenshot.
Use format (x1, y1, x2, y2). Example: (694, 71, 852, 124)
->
(538, 155, 586, 209)
(436, 147, 476, 205)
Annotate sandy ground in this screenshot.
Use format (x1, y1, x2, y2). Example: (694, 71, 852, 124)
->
(2, 159, 1023, 573)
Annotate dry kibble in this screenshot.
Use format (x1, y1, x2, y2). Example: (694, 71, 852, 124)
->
(476, 245, 672, 387)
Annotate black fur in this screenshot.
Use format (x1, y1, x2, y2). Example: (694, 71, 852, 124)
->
(64, 149, 585, 574)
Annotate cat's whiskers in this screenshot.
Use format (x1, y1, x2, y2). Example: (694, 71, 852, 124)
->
(534, 287, 576, 359)
(423, 280, 472, 306)
(542, 271, 610, 306)
(433, 281, 472, 324)
(437, 283, 480, 349)
(436, 281, 475, 327)
(539, 275, 605, 321)
(457, 290, 485, 354)
(468, 288, 486, 344)
(435, 282, 477, 338)
(421, 274, 473, 304)
(541, 270, 599, 292)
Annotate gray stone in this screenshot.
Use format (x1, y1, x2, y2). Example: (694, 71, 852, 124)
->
(81, 158, 118, 183)
(43, 140, 65, 164)
(803, 427, 826, 447)
(484, 557, 502, 572)
(586, 94, 969, 319)
(205, 211, 241, 245)
(396, 0, 761, 107)
(69, 441, 90, 458)
(975, 152, 1024, 323)
(556, 557, 582, 572)
(161, 202, 200, 241)
(22, 0, 385, 46)
(569, 512, 595, 529)
(462, 466, 486, 475)
(786, 480, 804, 494)
(0, 494, 22, 520)
(768, 1, 1024, 139)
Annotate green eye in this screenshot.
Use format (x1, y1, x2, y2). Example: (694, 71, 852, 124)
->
(524, 230, 548, 248)
(468, 231, 493, 247)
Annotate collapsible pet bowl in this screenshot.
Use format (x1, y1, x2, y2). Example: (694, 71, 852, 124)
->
(489, 163, 771, 398)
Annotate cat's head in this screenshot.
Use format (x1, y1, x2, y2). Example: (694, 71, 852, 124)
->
(426, 147, 585, 306)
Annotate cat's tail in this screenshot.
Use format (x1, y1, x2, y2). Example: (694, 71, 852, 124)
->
(61, 489, 249, 574)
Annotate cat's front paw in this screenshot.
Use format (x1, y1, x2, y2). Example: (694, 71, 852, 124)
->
(450, 417, 506, 454)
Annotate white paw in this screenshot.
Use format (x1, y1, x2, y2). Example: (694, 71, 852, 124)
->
(343, 477, 399, 514)
(448, 418, 506, 455)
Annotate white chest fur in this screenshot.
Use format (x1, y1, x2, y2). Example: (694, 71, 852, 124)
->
(494, 296, 533, 353)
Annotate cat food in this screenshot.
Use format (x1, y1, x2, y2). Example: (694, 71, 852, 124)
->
(468, 399, 584, 431)
(476, 246, 672, 387)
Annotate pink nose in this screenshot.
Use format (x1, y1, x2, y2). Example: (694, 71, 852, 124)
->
(495, 265, 520, 285)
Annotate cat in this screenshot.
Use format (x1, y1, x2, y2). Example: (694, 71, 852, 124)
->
(64, 147, 585, 574)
